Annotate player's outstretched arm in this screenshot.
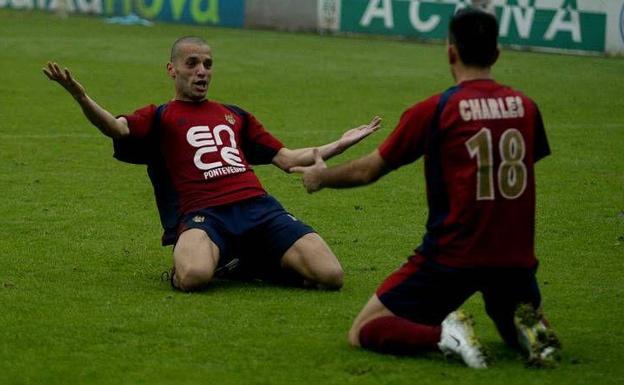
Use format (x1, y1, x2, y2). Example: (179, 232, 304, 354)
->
(43, 62, 129, 138)
(290, 149, 388, 193)
(272, 116, 381, 172)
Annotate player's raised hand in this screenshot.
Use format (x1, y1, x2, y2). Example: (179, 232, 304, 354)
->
(290, 148, 326, 193)
(43, 62, 86, 100)
(338, 116, 382, 151)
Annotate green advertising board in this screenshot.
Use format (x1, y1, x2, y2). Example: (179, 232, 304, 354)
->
(338, 0, 607, 53)
(0, 0, 245, 27)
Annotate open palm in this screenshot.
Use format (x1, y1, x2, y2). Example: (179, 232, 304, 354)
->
(43, 62, 86, 99)
(339, 116, 382, 149)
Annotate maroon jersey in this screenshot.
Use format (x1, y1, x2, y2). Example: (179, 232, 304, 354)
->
(123, 100, 283, 214)
(379, 79, 550, 268)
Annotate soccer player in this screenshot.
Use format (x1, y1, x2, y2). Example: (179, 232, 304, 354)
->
(292, 9, 560, 368)
(43, 36, 381, 292)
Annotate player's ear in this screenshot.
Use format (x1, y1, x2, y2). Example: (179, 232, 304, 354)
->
(447, 44, 458, 65)
(491, 45, 500, 65)
(166, 62, 176, 78)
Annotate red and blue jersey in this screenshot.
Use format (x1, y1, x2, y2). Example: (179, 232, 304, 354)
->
(379, 79, 550, 268)
(122, 100, 283, 215)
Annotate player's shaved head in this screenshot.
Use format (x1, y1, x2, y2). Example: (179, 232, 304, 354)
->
(170, 36, 210, 62)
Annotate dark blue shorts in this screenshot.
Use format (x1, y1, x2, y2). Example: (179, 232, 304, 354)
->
(377, 253, 541, 346)
(178, 194, 315, 276)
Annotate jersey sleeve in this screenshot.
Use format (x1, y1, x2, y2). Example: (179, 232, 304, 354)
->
(120, 104, 158, 138)
(533, 104, 551, 162)
(378, 98, 438, 169)
(241, 112, 284, 165)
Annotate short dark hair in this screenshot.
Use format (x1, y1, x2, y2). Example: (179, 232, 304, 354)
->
(448, 8, 499, 68)
(170, 36, 209, 62)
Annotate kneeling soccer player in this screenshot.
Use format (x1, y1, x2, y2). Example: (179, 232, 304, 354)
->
(292, 8, 560, 368)
(44, 36, 381, 292)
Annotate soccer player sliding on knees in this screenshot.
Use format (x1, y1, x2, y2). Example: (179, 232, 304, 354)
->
(292, 9, 561, 369)
(43, 36, 381, 292)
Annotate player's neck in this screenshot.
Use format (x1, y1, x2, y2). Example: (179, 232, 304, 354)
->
(174, 95, 207, 103)
(453, 65, 493, 84)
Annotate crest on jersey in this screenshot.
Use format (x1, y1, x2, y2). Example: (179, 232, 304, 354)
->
(225, 113, 236, 125)
(192, 215, 205, 223)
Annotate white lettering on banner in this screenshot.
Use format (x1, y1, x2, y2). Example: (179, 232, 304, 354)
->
(408, 1, 440, 33)
(358, 0, 583, 45)
(360, 0, 393, 28)
(186, 124, 245, 177)
(545, 7, 581, 42)
(11, 0, 33, 9)
(500, 5, 535, 39)
(49, 0, 76, 12)
(1, 0, 101, 13)
(75, 0, 100, 13)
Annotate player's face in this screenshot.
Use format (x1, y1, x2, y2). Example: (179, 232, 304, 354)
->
(168, 43, 213, 102)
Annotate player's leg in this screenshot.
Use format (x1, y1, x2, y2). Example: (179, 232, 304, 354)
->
(348, 294, 442, 352)
(481, 267, 561, 367)
(172, 228, 220, 292)
(481, 267, 542, 347)
(348, 255, 487, 368)
(243, 195, 343, 289)
(348, 294, 394, 346)
(280, 232, 343, 290)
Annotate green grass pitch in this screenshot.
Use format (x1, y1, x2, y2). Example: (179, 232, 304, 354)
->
(1, 8, 623, 385)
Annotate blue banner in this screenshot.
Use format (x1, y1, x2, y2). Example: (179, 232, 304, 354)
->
(111, 0, 245, 27)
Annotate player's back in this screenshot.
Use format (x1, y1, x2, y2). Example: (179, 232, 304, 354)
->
(421, 79, 550, 268)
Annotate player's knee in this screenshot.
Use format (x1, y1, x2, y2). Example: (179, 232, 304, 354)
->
(175, 265, 213, 291)
(318, 265, 344, 290)
(347, 325, 362, 347)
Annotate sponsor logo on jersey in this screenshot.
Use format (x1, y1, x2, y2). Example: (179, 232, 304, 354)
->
(186, 124, 246, 179)
(225, 113, 236, 125)
(192, 215, 205, 223)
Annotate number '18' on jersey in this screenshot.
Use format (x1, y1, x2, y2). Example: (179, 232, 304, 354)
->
(378, 79, 550, 268)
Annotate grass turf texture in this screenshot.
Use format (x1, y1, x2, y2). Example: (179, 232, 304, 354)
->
(1, 8, 623, 385)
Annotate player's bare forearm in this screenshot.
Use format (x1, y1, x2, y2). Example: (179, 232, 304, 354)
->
(273, 116, 382, 172)
(274, 142, 341, 171)
(317, 151, 387, 190)
(43, 62, 129, 138)
(291, 150, 389, 193)
(75, 94, 129, 138)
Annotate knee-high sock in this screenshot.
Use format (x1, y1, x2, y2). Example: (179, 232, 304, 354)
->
(359, 315, 441, 355)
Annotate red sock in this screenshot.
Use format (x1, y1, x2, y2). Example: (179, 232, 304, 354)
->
(359, 316, 441, 355)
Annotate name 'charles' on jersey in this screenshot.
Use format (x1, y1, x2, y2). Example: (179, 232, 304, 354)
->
(379, 79, 550, 268)
(123, 100, 284, 215)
